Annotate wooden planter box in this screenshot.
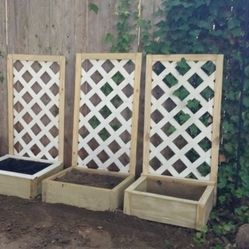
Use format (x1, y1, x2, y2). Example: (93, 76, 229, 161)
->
(43, 167, 135, 211)
(42, 53, 142, 211)
(0, 154, 62, 199)
(1, 54, 65, 199)
(124, 175, 215, 230)
(124, 54, 224, 230)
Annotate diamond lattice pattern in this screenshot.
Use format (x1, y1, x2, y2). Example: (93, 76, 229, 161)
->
(12, 60, 61, 160)
(149, 60, 217, 180)
(77, 59, 135, 173)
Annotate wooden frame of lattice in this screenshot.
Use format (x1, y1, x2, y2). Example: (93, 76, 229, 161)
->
(0, 54, 65, 199)
(124, 54, 224, 230)
(43, 53, 142, 211)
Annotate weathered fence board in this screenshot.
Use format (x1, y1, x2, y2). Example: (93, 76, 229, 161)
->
(0, 0, 160, 166)
(0, 0, 7, 155)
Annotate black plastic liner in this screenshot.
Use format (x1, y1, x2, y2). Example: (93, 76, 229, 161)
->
(0, 158, 52, 175)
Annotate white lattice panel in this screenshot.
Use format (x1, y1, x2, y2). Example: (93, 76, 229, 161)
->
(73, 54, 141, 173)
(145, 55, 223, 180)
(8, 55, 65, 161)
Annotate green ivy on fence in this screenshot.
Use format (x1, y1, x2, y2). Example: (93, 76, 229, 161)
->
(106, 0, 249, 239)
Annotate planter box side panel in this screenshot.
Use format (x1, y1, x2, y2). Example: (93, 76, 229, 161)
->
(127, 191, 197, 229)
(31, 163, 64, 198)
(43, 180, 112, 211)
(196, 188, 215, 230)
(0, 174, 32, 199)
(111, 175, 135, 210)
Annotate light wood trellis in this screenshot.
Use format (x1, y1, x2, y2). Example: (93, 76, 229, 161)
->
(143, 54, 223, 181)
(124, 54, 224, 230)
(42, 53, 141, 211)
(72, 53, 141, 174)
(7, 54, 65, 162)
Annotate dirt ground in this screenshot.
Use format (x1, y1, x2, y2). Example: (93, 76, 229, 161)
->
(0, 195, 223, 249)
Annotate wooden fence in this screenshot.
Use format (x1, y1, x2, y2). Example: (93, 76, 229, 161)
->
(0, 0, 161, 167)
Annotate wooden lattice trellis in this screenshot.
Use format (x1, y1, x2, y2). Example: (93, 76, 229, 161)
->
(7, 54, 65, 162)
(124, 54, 224, 230)
(143, 54, 223, 182)
(72, 53, 141, 174)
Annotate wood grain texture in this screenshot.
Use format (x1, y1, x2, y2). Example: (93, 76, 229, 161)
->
(0, 0, 7, 155)
(0, 0, 160, 166)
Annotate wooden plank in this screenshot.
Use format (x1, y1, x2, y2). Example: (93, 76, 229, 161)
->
(129, 53, 142, 174)
(128, 191, 197, 229)
(142, 55, 153, 174)
(71, 54, 82, 166)
(74, 0, 87, 52)
(58, 56, 66, 162)
(210, 55, 224, 182)
(7, 0, 29, 53)
(7, 55, 14, 154)
(0, 0, 8, 155)
(196, 185, 214, 230)
(63, 0, 76, 167)
(49, 0, 64, 55)
(151, 54, 219, 62)
(28, 0, 50, 54)
(10, 54, 63, 62)
(111, 175, 135, 209)
(86, 0, 117, 52)
(0, 173, 32, 199)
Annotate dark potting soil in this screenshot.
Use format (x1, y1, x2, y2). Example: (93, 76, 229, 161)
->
(56, 169, 125, 189)
(0, 158, 51, 175)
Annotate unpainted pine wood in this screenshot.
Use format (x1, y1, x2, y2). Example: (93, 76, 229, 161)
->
(7, 55, 14, 154)
(130, 53, 142, 175)
(71, 54, 82, 166)
(127, 190, 197, 228)
(43, 169, 133, 211)
(0, 174, 32, 199)
(142, 55, 153, 175)
(0, 0, 8, 155)
(210, 55, 224, 183)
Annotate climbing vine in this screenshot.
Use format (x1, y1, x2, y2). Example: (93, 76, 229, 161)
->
(107, 0, 249, 239)
(151, 0, 249, 213)
(105, 0, 136, 52)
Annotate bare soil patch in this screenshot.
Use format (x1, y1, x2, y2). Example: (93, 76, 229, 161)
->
(0, 195, 230, 249)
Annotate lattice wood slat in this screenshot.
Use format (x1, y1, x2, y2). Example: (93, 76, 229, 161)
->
(72, 53, 141, 174)
(143, 54, 223, 181)
(8, 54, 65, 162)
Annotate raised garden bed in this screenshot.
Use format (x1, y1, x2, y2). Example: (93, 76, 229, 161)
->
(125, 175, 214, 230)
(43, 53, 141, 211)
(124, 54, 224, 230)
(0, 54, 65, 199)
(43, 167, 134, 211)
(0, 154, 62, 199)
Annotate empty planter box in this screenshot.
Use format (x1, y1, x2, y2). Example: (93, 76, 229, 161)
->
(43, 53, 142, 211)
(124, 54, 224, 230)
(0, 54, 65, 199)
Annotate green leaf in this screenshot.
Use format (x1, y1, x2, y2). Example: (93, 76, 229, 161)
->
(244, 65, 249, 77)
(88, 3, 99, 14)
(104, 33, 114, 44)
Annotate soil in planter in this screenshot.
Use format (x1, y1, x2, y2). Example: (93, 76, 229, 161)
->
(56, 169, 125, 189)
(0, 158, 51, 175)
(137, 179, 206, 201)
